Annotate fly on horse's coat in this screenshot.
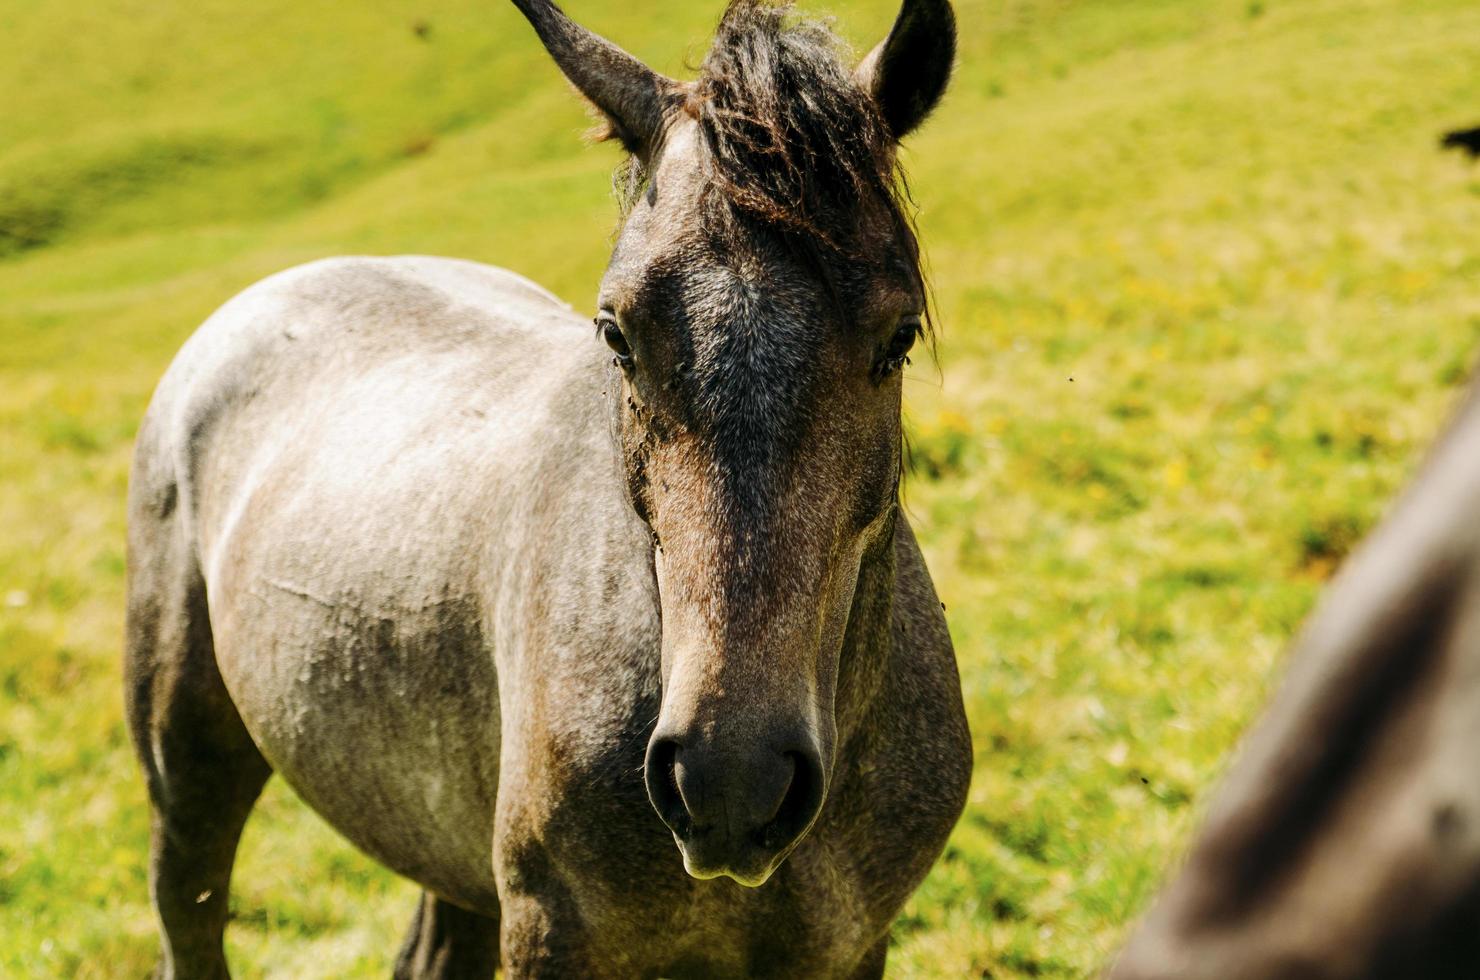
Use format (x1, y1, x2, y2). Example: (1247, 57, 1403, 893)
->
(125, 1, 970, 976)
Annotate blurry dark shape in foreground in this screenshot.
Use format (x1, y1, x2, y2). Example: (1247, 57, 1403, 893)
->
(412, 19, 432, 40)
(1111, 374, 1480, 979)
(1440, 125, 1480, 159)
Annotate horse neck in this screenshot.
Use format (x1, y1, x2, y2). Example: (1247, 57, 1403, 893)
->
(833, 514, 898, 744)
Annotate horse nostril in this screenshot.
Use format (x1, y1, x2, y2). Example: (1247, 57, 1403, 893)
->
(758, 749, 823, 851)
(645, 737, 691, 837)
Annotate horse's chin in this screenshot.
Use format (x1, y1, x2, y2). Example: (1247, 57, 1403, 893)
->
(676, 840, 785, 888)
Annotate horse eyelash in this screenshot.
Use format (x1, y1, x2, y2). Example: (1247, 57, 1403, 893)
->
(871, 321, 921, 384)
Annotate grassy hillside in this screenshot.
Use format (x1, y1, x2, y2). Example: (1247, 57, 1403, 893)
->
(3, 0, 1478, 975)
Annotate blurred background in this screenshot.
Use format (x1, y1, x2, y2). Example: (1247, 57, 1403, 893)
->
(2, 0, 1478, 975)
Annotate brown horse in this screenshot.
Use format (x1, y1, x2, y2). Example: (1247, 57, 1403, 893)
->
(1111, 384, 1480, 978)
(124, 1, 970, 976)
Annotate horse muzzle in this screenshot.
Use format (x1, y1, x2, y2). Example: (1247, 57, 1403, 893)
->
(644, 724, 826, 886)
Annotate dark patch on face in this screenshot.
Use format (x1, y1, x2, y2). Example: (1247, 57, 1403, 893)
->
(603, 228, 916, 630)
(615, 238, 827, 546)
(681, 247, 821, 525)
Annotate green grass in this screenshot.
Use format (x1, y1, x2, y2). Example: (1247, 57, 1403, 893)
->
(3, 0, 1478, 975)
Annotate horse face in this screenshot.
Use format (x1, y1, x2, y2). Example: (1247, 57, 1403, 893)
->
(597, 120, 923, 886)
(515, 0, 955, 885)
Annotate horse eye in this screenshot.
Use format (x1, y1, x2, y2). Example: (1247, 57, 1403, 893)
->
(596, 313, 632, 364)
(889, 318, 921, 359)
(873, 316, 922, 382)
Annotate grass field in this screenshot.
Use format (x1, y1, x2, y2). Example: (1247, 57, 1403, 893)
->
(3, 0, 1479, 975)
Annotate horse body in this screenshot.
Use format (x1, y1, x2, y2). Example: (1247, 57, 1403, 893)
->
(129, 1, 969, 974)
(161, 256, 603, 910)
(128, 254, 968, 976)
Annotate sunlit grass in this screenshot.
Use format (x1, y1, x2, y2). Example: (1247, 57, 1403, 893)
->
(3, 0, 1479, 976)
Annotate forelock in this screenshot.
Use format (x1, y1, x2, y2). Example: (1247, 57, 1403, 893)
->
(615, 3, 922, 277)
(695, 2, 893, 243)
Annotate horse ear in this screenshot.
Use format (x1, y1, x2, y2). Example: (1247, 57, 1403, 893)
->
(512, 0, 678, 158)
(855, 0, 957, 141)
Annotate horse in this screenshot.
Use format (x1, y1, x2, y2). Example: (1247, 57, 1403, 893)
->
(1110, 383, 1480, 978)
(124, 1, 971, 976)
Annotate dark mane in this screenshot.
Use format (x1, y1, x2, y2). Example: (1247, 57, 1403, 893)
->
(617, 0, 928, 306)
(693, 1, 899, 246)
